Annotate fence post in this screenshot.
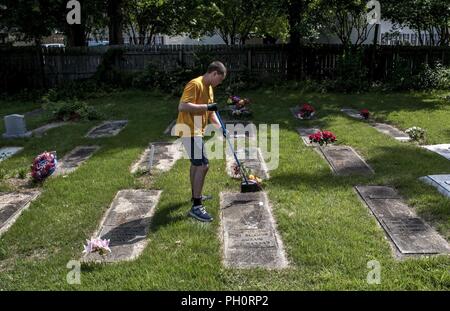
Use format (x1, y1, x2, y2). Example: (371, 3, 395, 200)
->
(178, 49, 183, 66)
(247, 49, 252, 71)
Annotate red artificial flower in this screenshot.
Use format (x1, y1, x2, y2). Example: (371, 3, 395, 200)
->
(360, 109, 370, 120)
(298, 103, 316, 118)
(309, 130, 336, 146)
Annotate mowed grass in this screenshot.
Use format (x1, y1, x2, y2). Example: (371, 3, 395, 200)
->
(0, 88, 449, 290)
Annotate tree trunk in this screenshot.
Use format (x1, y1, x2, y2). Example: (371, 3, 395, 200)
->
(66, 23, 87, 47)
(108, 0, 124, 45)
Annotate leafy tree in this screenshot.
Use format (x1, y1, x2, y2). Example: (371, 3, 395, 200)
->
(382, 0, 450, 46)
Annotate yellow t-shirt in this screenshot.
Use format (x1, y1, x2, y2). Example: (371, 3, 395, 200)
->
(174, 76, 214, 137)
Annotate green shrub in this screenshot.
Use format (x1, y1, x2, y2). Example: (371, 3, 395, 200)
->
(332, 49, 369, 92)
(414, 62, 450, 90)
(43, 100, 104, 121)
(42, 79, 113, 103)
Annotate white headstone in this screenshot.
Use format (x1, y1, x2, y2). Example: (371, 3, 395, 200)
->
(341, 108, 364, 120)
(422, 144, 450, 161)
(3, 114, 32, 138)
(0, 147, 23, 162)
(419, 175, 450, 199)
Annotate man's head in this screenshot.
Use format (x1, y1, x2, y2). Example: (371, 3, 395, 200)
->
(205, 61, 227, 87)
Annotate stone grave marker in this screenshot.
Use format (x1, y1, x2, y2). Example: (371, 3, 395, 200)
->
(318, 146, 374, 176)
(82, 189, 162, 262)
(0, 147, 23, 162)
(3, 114, 32, 139)
(86, 120, 128, 138)
(355, 185, 450, 256)
(220, 191, 288, 268)
(341, 108, 364, 120)
(226, 147, 270, 180)
(296, 127, 321, 146)
(32, 122, 69, 137)
(419, 174, 450, 199)
(0, 190, 41, 236)
(422, 144, 450, 161)
(54, 146, 100, 176)
(372, 123, 410, 142)
(131, 141, 183, 174)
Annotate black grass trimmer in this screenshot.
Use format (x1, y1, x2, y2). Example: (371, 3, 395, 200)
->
(215, 111, 262, 193)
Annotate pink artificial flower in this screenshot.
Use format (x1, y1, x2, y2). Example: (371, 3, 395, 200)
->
(83, 238, 111, 256)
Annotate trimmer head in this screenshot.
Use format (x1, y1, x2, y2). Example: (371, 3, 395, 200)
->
(241, 179, 262, 193)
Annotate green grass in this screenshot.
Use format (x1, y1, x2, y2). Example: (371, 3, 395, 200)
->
(0, 88, 449, 290)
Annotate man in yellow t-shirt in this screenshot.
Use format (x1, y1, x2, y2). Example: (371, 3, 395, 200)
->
(175, 61, 226, 222)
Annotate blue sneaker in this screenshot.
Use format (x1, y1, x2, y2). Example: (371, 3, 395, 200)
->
(191, 195, 212, 203)
(189, 205, 213, 222)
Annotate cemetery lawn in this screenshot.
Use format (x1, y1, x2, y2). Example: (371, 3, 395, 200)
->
(0, 89, 449, 290)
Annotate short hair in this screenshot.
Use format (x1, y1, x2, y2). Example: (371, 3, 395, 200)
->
(207, 61, 227, 75)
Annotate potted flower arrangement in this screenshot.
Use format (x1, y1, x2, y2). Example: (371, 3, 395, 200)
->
(309, 130, 336, 146)
(227, 95, 252, 118)
(297, 103, 316, 119)
(231, 162, 262, 184)
(83, 238, 112, 257)
(227, 95, 252, 117)
(359, 108, 370, 120)
(31, 151, 57, 181)
(405, 126, 426, 143)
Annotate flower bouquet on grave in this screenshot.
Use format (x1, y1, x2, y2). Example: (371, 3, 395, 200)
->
(405, 126, 426, 143)
(297, 103, 315, 119)
(230, 162, 262, 185)
(31, 151, 57, 182)
(83, 238, 111, 257)
(359, 108, 370, 120)
(227, 95, 252, 118)
(309, 130, 336, 146)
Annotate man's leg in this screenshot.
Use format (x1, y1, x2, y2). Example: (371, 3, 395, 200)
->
(186, 137, 213, 222)
(192, 164, 208, 198)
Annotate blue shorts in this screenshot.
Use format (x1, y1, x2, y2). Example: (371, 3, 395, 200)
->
(181, 136, 209, 166)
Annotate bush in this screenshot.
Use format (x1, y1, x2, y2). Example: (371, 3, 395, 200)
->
(384, 59, 450, 91)
(132, 64, 195, 96)
(43, 100, 104, 121)
(414, 62, 450, 90)
(42, 79, 114, 103)
(385, 57, 415, 91)
(332, 49, 369, 92)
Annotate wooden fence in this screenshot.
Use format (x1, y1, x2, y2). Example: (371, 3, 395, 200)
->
(1, 44, 450, 92)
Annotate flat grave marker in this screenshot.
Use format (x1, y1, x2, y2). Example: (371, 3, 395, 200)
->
(355, 185, 450, 257)
(86, 120, 128, 138)
(220, 191, 288, 268)
(318, 145, 374, 176)
(54, 146, 100, 176)
(131, 141, 183, 174)
(0, 190, 41, 236)
(82, 189, 162, 262)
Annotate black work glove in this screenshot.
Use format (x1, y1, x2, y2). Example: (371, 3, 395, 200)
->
(207, 103, 218, 111)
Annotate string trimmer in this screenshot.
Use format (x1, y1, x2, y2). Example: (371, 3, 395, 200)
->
(215, 111, 262, 193)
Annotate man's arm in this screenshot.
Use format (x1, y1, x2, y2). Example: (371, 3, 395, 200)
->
(178, 102, 208, 113)
(178, 102, 218, 113)
(208, 111, 221, 129)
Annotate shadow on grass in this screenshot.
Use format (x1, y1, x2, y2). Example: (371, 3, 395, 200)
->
(149, 201, 187, 233)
